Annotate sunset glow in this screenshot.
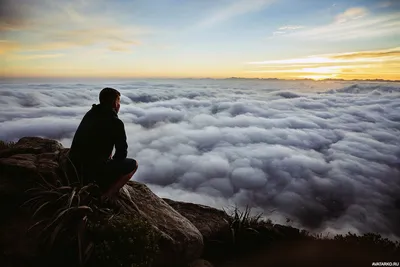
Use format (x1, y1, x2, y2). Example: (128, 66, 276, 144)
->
(246, 47, 400, 80)
(0, 0, 399, 80)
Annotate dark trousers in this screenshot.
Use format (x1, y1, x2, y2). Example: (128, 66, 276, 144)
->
(98, 158, 137, 189)
(77, 158, 137, 190)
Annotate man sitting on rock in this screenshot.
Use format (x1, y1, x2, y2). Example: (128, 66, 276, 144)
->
(68, 87, 138, 198)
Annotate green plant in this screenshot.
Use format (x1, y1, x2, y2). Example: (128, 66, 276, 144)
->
(0, 140, 16, 151)
(333, 232, 400, 252)
(86, 215, 159, 267)
(23, 173, 108, 266)
(199, 205, 277, 262)
(21, 154, 155, 267)
(226, 206, 263, 245)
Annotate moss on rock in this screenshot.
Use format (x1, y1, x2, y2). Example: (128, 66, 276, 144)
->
(87, 214, 160, 267)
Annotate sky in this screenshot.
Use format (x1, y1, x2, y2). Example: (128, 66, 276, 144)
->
(0, 0, 399, 80)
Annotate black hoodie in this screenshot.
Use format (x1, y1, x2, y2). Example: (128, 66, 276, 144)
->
(69, 104, 128, 168)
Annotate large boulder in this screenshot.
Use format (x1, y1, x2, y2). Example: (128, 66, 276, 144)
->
(0, 137, 203, 267)
(0, 137, 70, 194)
(124, 182, 203, 266)
(163, 199, 231, 244)
(163, 199, 233, 262)
(0, 137, 63, 158)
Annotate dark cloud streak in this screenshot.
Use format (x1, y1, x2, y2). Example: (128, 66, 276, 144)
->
(0, 0, 31, 31)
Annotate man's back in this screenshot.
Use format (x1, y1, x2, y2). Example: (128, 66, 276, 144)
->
(68, 88, 137, 196)
(69, 103, 128, 168)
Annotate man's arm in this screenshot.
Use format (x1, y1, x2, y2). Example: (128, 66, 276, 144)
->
(113, 119, 128, 160)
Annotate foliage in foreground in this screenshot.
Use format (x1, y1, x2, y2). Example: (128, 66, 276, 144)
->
(24, 182, 101, 266)
(87, 215, 159, 267)
(0, 140, 16, 151)
(333, 232, 400, 252)
(203, 205, 400, 263)
(21, 157, 159, 267)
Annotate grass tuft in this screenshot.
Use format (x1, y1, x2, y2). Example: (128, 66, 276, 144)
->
(23, 181, 105, 266)
(227, 206, 264, 245)
(19, 157, 158, 267)
(0, 140, 16, 152)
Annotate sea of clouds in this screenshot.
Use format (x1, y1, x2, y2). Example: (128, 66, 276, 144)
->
(1, 78, 400, 239)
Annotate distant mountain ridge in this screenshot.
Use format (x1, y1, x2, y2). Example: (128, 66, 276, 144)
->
(223, 77, 400, 82)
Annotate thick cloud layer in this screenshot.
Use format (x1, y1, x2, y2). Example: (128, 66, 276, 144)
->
(1, 79, 400, 239)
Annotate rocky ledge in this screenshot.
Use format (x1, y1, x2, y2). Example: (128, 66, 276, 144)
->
(0, 137, 399, 267)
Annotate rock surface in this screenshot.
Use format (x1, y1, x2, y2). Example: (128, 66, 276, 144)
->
(189, 259, 214, 267)
(124, 181, 204, 266)
(0, 137, 70, 193)
(0, 137, 63, 158)
(0, 137, 205, 267)
(163, 199, 231, 244)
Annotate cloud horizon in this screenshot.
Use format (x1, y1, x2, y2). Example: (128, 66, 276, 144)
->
(1, 79, 400, 240)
